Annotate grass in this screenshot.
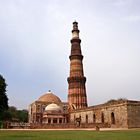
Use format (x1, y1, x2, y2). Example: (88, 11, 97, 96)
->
(0, 129, 140, 140)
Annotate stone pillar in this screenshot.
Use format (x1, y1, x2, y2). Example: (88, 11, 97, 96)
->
(46, 118, 48, 124)
(51, 118, 53, 124)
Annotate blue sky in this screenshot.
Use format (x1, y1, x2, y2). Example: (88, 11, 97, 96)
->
(0, 0, 140, 109)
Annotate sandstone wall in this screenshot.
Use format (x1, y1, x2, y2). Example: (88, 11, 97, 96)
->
(70, 103, 128, 128)
(127, 103, 140, 128)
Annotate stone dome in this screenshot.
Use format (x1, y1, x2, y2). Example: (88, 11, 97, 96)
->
(45, 103, 62, 112)
(38, 91, 61, 103)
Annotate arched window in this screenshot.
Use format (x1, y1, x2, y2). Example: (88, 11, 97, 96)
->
(37, 105, 41, 112)
(111, 112, 115, 124)
(48, 118, 51, 123)
(53, 118, 57, 123)
(93, 114, 96, 123)
(86, 115, 88, 123)
(101, 112, 104, 123)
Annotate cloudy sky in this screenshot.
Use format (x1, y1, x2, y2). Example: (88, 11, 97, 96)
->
(0, 0, 140, 109)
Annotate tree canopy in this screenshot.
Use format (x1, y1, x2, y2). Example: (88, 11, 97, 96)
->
(4, 106, 28, 122)
(0, 75, 8, 121)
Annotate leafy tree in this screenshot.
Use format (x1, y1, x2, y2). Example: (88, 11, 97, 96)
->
(0, 75, 8, 121)
(2, 110, 12, 121)
(16, 109, 28, 122)
(6, 106, 28, 122)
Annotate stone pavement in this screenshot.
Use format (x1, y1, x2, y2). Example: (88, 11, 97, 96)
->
(0, 128, 131, 131)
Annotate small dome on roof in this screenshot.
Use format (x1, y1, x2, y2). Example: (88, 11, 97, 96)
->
(45, 103, 62, 112)
(38, 91, 61, 104)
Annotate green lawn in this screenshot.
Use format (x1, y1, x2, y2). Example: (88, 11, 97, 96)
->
(0, 129, 140, 140)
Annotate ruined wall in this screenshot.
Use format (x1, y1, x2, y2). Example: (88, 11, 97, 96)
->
(127, 102, 140, 128)
(70, 102, 128, 128)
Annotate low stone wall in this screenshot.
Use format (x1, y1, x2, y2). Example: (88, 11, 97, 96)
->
(30, 123, 110, 129)
(30, 123, 74, 129)
(79, 123, 110, 128)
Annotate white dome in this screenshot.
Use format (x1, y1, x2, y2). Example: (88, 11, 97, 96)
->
(45, 103, 62, 112)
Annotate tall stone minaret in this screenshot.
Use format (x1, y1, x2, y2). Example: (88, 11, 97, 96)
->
(67, 21, 88, 110)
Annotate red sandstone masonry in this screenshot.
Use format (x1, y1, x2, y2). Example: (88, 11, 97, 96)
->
(67, 21, 87, 110)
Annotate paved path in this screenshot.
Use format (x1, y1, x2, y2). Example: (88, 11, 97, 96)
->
(0, 128, 131, 131)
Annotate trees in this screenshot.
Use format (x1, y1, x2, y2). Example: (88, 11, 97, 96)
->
(0, 75, 8, 121)
(0, 75, 28, 128)
(16, 109, 28, 122)
(6, 106, 28, 122)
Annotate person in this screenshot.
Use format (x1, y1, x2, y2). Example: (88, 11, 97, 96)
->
(95, 125, 100, 131)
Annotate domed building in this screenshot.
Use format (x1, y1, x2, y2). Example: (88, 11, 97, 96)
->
(29, 22, 140, 128)
(38, 92, 61, 103)
(28, 91, 68, 124)
(42, 103, 66, 124)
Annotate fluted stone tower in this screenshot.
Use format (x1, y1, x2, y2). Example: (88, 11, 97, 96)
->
(67, 21, 88, 110)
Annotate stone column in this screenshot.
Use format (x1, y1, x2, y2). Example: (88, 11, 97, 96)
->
(46, 118, 48, 124)
(51, 118, 53, 124)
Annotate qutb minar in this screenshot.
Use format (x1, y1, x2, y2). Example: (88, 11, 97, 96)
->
(67, 21, 87, 109)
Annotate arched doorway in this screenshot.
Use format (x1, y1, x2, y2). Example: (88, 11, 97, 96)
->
(93, 114, 96, 123)
(86, 115, 88, 123)
(111, 112, 115, 124)
(101, 112, 104, 123)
